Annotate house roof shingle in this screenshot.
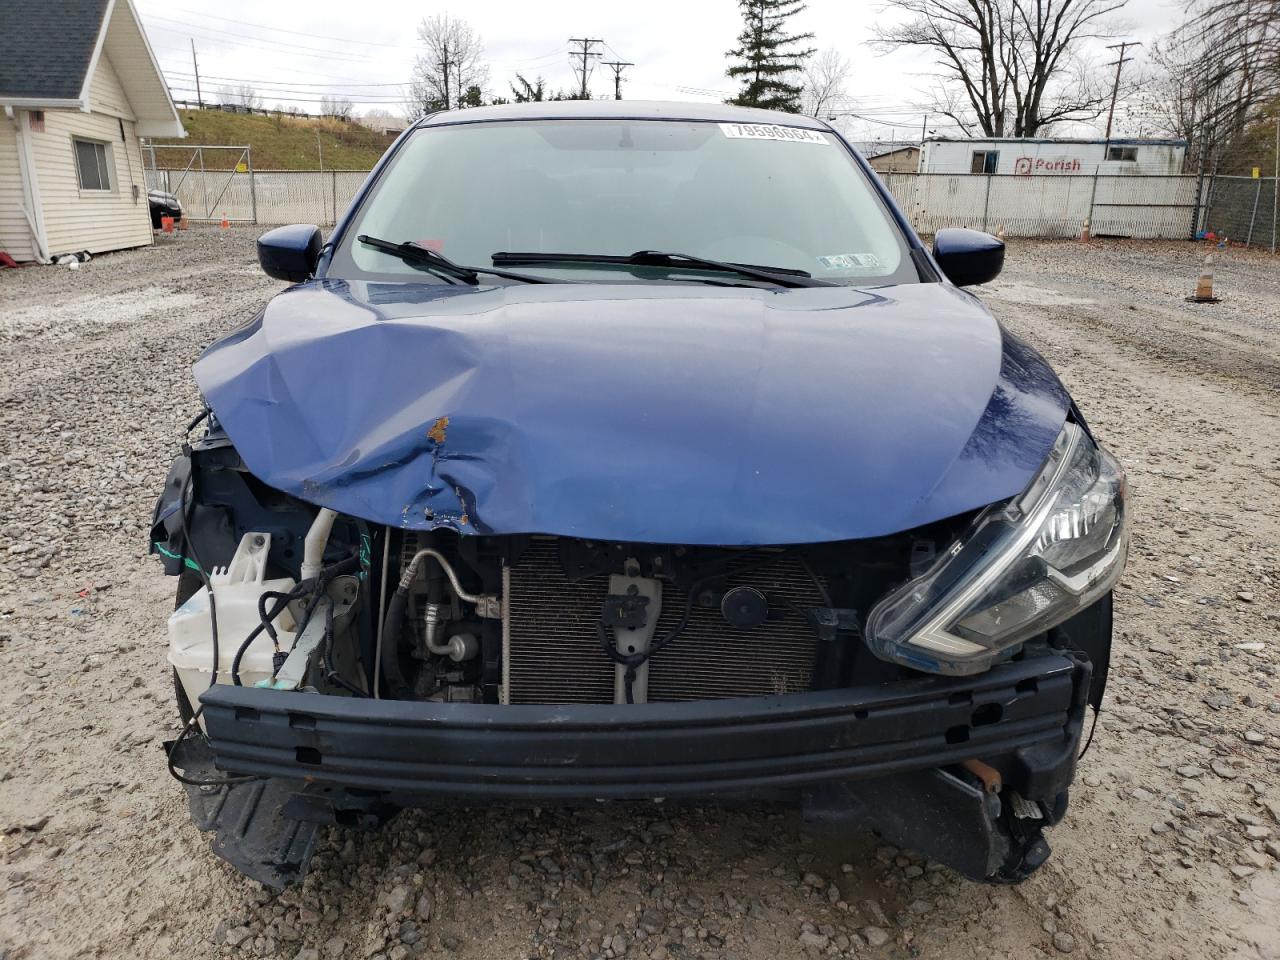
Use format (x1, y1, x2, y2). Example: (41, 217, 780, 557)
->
(0, 0, 110, 101)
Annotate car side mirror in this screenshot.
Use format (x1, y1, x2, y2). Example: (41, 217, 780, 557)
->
(932, 228, 1004, 287)
(257, 224, 323, 282)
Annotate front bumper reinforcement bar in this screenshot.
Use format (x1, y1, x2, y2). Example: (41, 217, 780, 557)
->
(178, 651, 1091, 886)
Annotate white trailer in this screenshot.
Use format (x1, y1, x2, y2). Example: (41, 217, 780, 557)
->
(919, 137, 1187, 176)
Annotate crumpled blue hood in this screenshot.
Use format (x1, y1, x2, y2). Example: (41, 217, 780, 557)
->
(194, 279, 1069, 545)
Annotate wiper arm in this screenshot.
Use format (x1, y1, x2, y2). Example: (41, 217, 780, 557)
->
(492, 250, 833, 287)
(357, 235, 559, 284)
(629, 250, 833, 287)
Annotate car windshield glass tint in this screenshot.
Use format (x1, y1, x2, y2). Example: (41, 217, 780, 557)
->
(334, 119, 916, 285)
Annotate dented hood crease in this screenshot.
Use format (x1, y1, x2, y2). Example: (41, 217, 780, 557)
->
(193, 279, 1070, 545)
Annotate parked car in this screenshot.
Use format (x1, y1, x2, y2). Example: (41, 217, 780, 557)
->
(153, 101, 1128, 889)
(148, 188, 182, 228)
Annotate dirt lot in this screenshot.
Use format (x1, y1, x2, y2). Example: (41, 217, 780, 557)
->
(1, 229, 1277, 960)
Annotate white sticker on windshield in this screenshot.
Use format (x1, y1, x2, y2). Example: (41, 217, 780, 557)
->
(719, 123, 829, 144)
(818, 253, 882, 271)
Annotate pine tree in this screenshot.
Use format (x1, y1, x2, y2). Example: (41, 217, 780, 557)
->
(725, 0, 816, 113)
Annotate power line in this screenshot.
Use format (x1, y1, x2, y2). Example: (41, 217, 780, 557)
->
(145, 13, 376, 59)
(671, 84, 732, 98)
(161, 69, 410, 89)
(163, 7, 576, 70)
(144, 19, 374, 64)
(161, 6, 418, 49)
(158, 56, 392, 85)
(567, 38, 603, 99)
(488, 47, 573, 68)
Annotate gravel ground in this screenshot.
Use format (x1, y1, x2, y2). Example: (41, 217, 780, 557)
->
(1, 229, 1277, 960)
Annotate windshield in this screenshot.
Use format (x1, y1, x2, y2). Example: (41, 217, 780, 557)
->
(331, 118, 918, 286)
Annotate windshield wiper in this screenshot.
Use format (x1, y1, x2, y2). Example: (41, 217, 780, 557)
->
(492, 250, 834, 288)
(357, 235, 560, 284)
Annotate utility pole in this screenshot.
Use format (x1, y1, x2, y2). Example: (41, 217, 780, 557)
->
(1093, 38, 1141, 229)
(191, 39, 202, 109)
(567, 38, 603, 99)
(602, 60, 633, 100)
(440, 39, 451, 110)
(1272, 115, 1278, 255)
(1103, 41, 1141, 144)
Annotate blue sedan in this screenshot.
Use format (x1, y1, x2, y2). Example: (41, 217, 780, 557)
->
(152, 100, 1128, 889)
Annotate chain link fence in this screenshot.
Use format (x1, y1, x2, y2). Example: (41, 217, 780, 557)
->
(880, 173, 1200, 239)
(1201, 175, 1280, 250)
(144, 164, 1277, 251)
(147, 169, 370, 226)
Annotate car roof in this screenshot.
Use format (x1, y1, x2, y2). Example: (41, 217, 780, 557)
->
(416, 99, 832, 130)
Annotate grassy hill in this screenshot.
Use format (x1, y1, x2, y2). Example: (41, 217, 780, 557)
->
(148, 110, 399, 171)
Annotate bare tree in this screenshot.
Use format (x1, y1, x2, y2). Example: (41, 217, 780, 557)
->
(222, 83, 263, 110)
(1145, 1, 1280, 168)
(802, 49, 851, 117)
(319, 95, 354, 119)
(873, 0, 1124, 137)
(409, 14, 488, 116)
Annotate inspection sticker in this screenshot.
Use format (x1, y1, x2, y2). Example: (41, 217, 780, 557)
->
(817, 253, 881, 271)
(719, 122, 829, 144)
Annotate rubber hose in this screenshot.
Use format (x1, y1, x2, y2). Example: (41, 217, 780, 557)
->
(231, 591, 295, 685)
(379, 588, 414, 700)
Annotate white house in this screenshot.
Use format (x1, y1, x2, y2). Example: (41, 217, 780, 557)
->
(0, 0, 184, 264)
(919, 137, 1187, 176)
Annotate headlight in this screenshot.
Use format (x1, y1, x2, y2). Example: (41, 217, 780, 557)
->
(865, 421, 1128, 676)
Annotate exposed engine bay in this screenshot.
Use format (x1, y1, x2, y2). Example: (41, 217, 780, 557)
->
(153, 434, 1112, 710)
(155, 438, 963, 709)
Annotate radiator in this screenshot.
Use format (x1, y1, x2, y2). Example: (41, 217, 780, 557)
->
(502, 537, 825, 704)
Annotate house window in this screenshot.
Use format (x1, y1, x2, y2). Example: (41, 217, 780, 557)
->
(74, 138, 114, 191)
(1106, 146, 1138, 162)
(29, 111, 44, 133)
(970, 150, 999, 174)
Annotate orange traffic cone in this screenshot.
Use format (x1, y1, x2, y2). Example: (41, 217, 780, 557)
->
(220, 216, 230, 230)
(1186, 254, 1219, 303)
(1079, 217, 1091, 243)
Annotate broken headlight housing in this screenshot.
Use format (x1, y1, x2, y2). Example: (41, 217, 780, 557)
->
(866, 421, 1128, 676)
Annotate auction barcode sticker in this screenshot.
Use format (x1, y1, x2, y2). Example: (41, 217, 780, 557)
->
(719, 123, 829, 144)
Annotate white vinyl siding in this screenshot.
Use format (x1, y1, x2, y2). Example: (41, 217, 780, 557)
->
(88, 54, 136, 120)
(29, 104, 151, 256)
(0, 118, 34, 262)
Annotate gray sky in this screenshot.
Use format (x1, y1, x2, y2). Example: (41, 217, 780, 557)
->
(133, 0, 1180, 141)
